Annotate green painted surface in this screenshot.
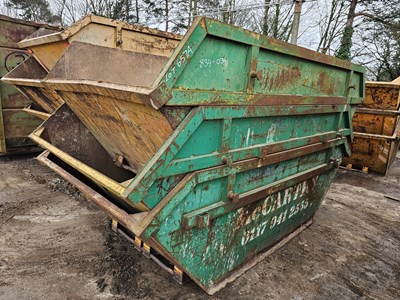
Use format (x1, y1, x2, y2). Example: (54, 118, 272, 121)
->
(175, 37, 249, 92)
(151, 160, 338, 286)
(137, 108, 349, 209)
(153, 18, 365, 108)
(122, 18, 365, 292)
(122, 100, 355, 291)
(127, 105, 352, 205)
(254, 50, 349, 97)
(8, 16, 365, 293)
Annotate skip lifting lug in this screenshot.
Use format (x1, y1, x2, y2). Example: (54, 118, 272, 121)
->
(221, 156, 231, 165)
(195, 213, 210, 229)
(250, 70, 262, 81)
(228, 190, 240, 203)
(330, 157, 340, 168)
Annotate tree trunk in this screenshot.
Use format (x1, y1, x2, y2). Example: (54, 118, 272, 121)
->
(189, 0, 193, 25)
(263, 0, 271, 35)
(336, 0, 358, 60)
(319, 0, 346, 54)
(273, 0, 281, 38)
(193, 0, 198, 22)
(317, 0, 338, 52)
(223, 0, 229, 23)
(165, 0, 169, 31)
(230, 0, 235, 25)
(125, 0, 130, 22)
(135, 0, 139, 22)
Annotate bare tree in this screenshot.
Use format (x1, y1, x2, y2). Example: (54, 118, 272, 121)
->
(316, 0, 348, 54)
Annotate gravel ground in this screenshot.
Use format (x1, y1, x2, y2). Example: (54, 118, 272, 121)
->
(0, 152, 399, 300)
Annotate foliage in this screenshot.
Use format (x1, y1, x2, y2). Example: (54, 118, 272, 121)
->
(351, 0, 400, 80)
(5, 0, 57, 23)
(336, 25, 353, 60)
(85, 0, 137, 22)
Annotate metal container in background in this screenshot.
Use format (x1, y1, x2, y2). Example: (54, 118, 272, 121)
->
(3, 14, 181, 183)
(342, 78, 400, 174)
(5, 16, 365, 294)
(4, 14, 181, 114)
(0, 15, 59, 154)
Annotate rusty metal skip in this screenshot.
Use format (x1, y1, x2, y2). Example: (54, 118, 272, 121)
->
(343, 77, 400, 175)
(3, 15, 365, 294)
(0, 15, 59, 154)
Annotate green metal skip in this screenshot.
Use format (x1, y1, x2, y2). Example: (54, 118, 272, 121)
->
(4, 16, 365, 294)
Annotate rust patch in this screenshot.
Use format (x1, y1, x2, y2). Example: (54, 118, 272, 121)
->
(363, 85, 400, 110)
(261, 65, 301, 91)
(317, 72, 335, 95)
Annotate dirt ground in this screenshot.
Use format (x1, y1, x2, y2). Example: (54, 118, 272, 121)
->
(0, 152, 399, 300)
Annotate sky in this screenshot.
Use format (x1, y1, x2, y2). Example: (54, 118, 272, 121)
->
(0, 0, 335, 50)
(0, 0, 379, 78)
